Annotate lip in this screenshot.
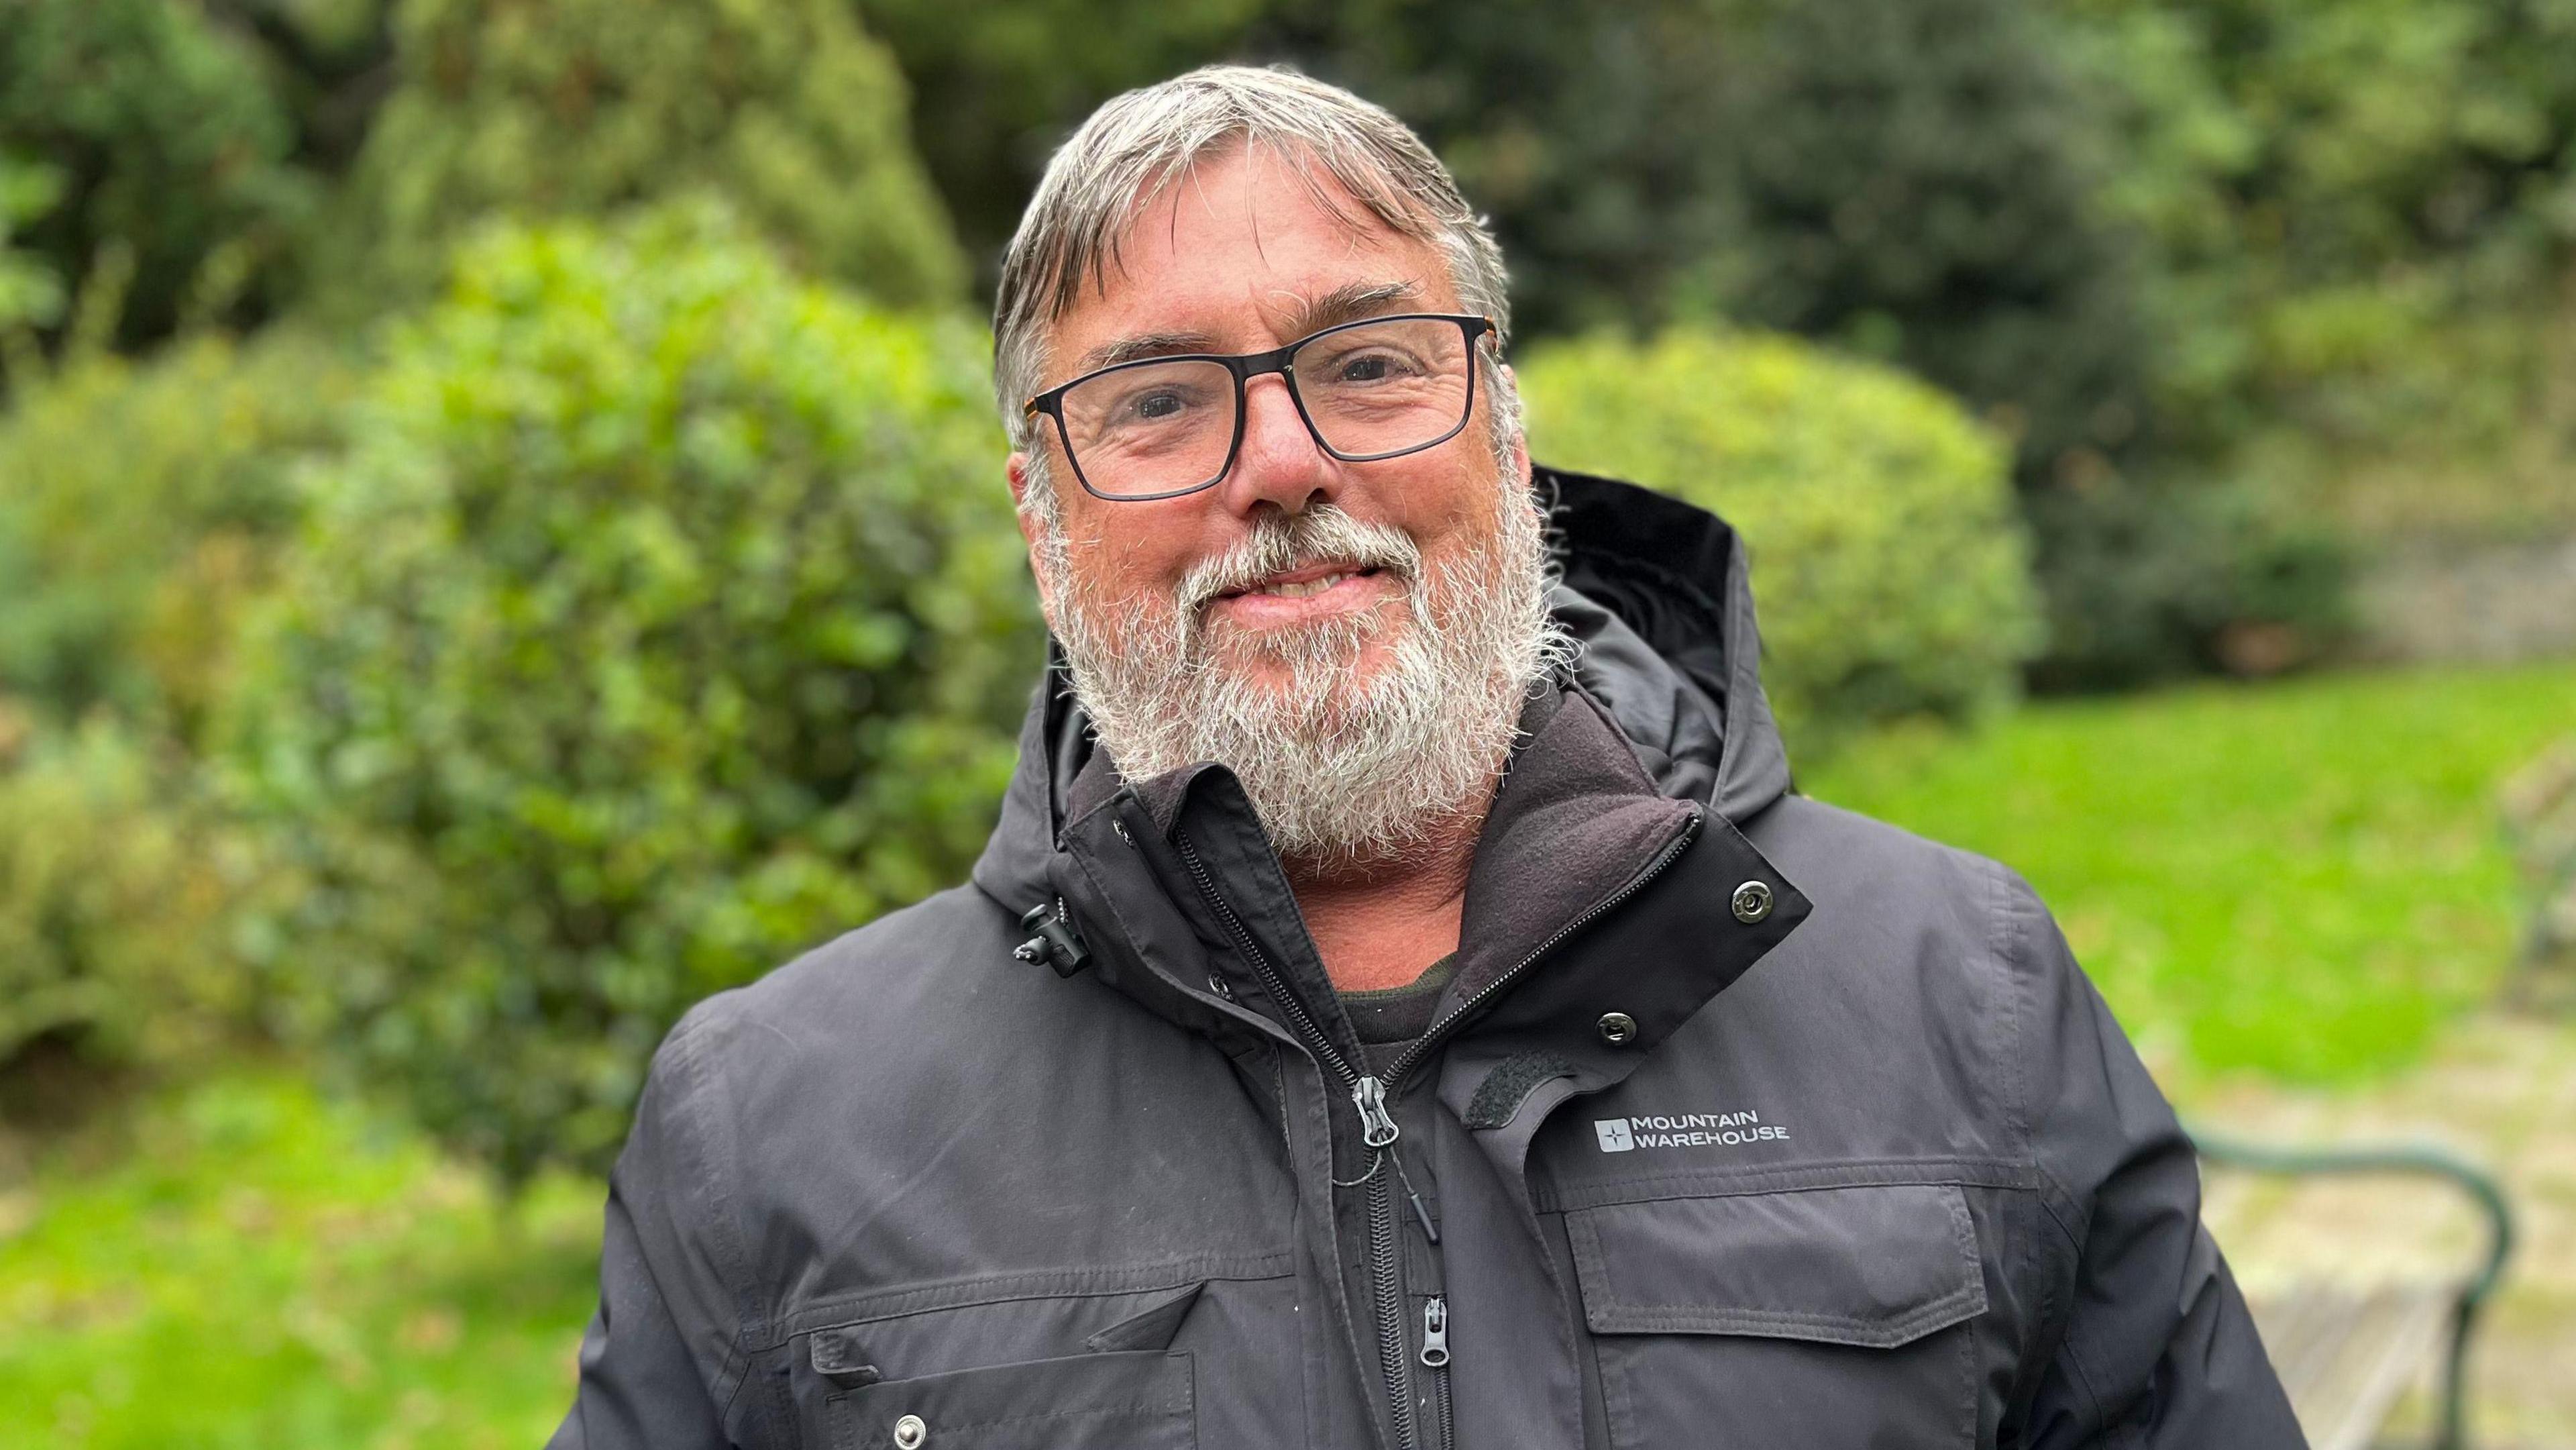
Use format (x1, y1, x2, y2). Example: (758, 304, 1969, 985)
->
(1216, 561, 1379, 598)
(1208, 562, 1391, 627)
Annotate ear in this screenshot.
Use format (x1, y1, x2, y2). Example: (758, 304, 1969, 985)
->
(1007, 449, 1034, 517)
(1006, 451, 1057, 609)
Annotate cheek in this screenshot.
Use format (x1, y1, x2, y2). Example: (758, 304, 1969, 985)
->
(1403, 455, 1509, 552)
(1053, 505, 1208, 613)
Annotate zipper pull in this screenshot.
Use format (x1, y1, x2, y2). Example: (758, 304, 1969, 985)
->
(1420, 1296, 1450, 1367)
(1352, 1076, 1401, 1148)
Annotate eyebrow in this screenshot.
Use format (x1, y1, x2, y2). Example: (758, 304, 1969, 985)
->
(1079, 329, 1222, 372)
(1283, 280, 1421, 337)
(1071, 280, 1426, 374)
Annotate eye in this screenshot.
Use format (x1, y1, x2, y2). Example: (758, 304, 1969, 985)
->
(1132, 389, 1187, 420)
(1328, 347, 1428, 384)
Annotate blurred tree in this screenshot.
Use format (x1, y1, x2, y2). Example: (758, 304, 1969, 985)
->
(0, 0, 318, 354)
(220, 204, 1042, 1183)
(1674, 0, 2154, 486)
(324, 0, 965, 312)
(1520, 327, 2043, 755)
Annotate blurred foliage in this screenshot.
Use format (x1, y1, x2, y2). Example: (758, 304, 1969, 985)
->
(1665, 0, 2153, 488)
(2066, 0, 2576, 458)
(2025, 473, 2354, 690)
(218, 203, 1042, 1182)
(0, 718, 252, 1072)
(1809, 661, 2576, 1083)
(0, 331, 356, 737)
(0, 0, 319, 356)
(1520, 327, 2043, 754)
(208, 0, 402, 174)
(323, 0, 964, 313)
(0, 1068, 600, 1447)
(0, 157, 66, 344)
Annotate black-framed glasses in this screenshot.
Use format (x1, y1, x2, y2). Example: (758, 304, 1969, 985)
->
(1023, 312, 1497, 501)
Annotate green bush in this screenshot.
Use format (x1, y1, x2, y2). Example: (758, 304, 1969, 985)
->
(328, 0, 963, 312)
(1519, 327, 2042, 754)
(0, 715, 251, 1071)
(220, 204, 1041, 1183)
(0, 331, 355, 738)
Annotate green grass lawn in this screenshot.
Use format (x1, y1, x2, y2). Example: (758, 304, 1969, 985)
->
(0, 1070, 601, 1449)
(0, 660, 2565, 1444)
(1804, 660, 2575, 1089)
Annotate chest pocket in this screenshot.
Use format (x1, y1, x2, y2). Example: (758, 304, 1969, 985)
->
(827, 1349, 1195, 1450)
(1567, 1183, 1987, 1448)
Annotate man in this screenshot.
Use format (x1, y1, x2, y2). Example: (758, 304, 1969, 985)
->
(555, 65, 2302, 1449)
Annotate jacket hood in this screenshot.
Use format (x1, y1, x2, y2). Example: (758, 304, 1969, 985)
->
(970, 466, 1794, 912)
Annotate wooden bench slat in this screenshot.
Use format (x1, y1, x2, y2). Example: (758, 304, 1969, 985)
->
(2245, 1285, 2451, 1450)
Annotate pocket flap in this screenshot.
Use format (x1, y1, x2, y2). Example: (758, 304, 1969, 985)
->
(1566, 1184, 1987, 1349)
(1083, 1282, 1204, 1353)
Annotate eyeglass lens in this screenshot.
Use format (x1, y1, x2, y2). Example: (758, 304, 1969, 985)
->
(1057, 317, 1474, 498)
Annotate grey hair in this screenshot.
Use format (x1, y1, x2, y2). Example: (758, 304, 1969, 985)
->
(994, 64, 1517, 522)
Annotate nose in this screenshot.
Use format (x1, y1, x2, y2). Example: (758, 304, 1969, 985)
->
(1215, 374, 1340, 518)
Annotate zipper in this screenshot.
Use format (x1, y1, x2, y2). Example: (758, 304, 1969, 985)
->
(1177, 831, 1421, 1447)
(1368, 1162, 1419, 1449)
(1175, 805, 1699, 1450)
(1421, 1296, 1453, 1450)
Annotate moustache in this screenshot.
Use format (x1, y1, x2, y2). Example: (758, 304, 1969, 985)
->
(1174, 509, 1425, 616)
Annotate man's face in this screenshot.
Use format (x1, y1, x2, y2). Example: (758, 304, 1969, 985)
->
(1008, 142, 1556, 867)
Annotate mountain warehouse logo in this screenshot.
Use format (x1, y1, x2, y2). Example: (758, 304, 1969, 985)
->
(1594, 1110, 1786, 1153)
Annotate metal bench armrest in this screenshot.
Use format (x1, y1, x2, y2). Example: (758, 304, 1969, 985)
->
(2187, 1124, 2516, 1450)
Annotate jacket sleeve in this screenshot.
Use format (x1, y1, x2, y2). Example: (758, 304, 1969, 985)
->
(2003, 872, 2308, 1449)
(549, 1008, 745, 1450)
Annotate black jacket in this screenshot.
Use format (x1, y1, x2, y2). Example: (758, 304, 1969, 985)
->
(553, 468, 2305, 1449)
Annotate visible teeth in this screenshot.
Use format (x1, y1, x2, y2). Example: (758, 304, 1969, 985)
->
(1255, 571, 1349, 599)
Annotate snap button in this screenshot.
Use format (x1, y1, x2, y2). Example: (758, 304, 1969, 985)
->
(892, 1414, 927, 1449)
(1597, 1011, 1638, 1045)
(1730, 879, 1774, 924)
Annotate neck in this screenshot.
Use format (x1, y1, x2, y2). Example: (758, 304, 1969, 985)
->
(1282, 802, 1486, 992)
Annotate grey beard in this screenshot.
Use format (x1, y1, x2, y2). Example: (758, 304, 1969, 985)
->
(1042, 486, 1570, 873)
